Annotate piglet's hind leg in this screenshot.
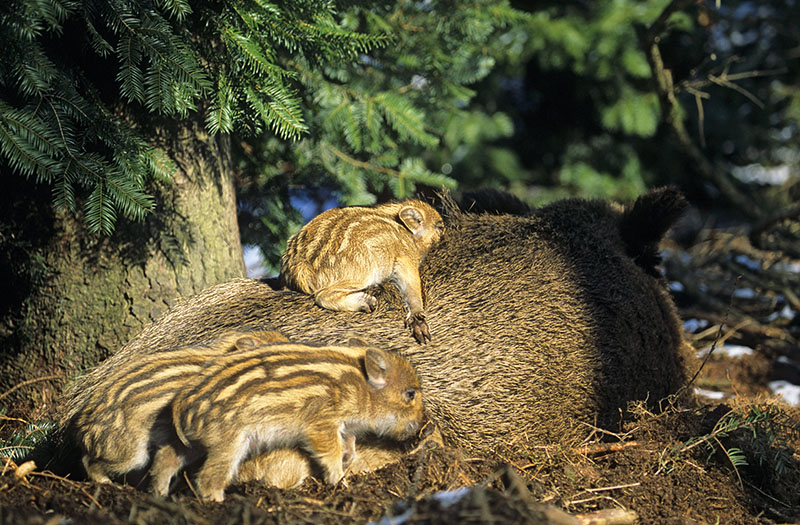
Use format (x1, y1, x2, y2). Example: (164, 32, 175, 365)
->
(314, 282, 377, 313)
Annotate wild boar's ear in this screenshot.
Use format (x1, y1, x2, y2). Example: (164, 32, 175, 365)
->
(364, 348, 389, 389)
(619, 186, 688, 277)
(458, 188, 532, 216)
(398, 206, 425, 236)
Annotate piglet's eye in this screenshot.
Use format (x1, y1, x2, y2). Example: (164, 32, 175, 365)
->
(403, 389, 417, 402)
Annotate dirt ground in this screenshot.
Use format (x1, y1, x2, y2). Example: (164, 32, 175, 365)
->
(1, 221, 799, 524)
(2, 398, 799, 525)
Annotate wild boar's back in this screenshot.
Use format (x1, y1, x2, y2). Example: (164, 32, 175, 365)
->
(63, 188, 690, 456)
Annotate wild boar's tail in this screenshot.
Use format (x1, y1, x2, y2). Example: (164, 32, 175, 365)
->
(618, 186, 688, 277)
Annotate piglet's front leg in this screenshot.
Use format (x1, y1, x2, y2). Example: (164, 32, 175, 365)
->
(307, 424, 348, 486)
(393, 258, 431, 344)
(195, 439, 240, 502)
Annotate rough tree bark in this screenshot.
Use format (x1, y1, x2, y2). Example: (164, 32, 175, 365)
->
(0, 117, 245, 416)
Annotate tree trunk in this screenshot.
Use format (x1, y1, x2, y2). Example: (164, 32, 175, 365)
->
(0, 117, 245, 417)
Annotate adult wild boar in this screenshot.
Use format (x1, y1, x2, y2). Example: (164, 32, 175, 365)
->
(63, 188, 690, 462)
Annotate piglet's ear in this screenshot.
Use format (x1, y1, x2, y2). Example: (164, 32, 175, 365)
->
(346, 336, 370, 347)
(364, 348, 389, 389)
(234, 330, 289, 350)
(399, 206, 425, 236)
(234, 336, 259, 349)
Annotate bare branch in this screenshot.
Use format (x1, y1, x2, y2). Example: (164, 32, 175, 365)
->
(641, 1, 760, 218)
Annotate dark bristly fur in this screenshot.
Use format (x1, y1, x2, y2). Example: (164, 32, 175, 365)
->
(458, 188, 532, 216)
(618, 186, 689, 276)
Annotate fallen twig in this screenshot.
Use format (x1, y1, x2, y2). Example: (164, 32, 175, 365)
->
(585, 482, 641, 493)
(573, 442, 642, 455)
(573, 508, 639, 525)
(27, 468, 103, 510)
(680, 276, 740, 396)
(0, 375, 61, 403)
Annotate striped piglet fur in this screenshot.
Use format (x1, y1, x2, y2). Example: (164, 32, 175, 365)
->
(65, 329, 289, 489)
(151, 341, 424, 501)
(280, 199, 444, 343)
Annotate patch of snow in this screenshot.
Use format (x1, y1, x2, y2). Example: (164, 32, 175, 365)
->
(768, 381, 800, 406)
(432, 488, 470, 507)
(371, 509, 412, 525)
(697, 344, 755, 359)
(732, 287, 756, 299)
(765, 304, 795, 322)
(770, 261, 800, 274)
(371, 488, 470, 525)
(669, 281, 685, 292)
(775, 355, 799, 367)
(734, 254, 761, 271)
(694, 388, 728, 400)
(683, 318, 709, 333)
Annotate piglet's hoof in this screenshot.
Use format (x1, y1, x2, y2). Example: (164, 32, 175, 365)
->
(362, 295, 378, 313)
(405, 313, 431, 344)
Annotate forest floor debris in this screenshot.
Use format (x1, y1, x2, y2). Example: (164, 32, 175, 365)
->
(2, 221, 800, 524)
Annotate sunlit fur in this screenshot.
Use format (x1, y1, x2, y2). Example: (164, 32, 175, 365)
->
(63, 188, 691, 492)
(65, 329, 289, 488)
(152, 343, 424, 502)
(280, 199, 444, 342)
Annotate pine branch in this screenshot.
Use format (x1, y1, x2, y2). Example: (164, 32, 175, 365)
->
(157, 0, 192, 21)
(219, 23, 286, 80)
(324, 95, 362, 151)
(373, 92, 439, 148)
(142, 146, 175, 183)
(84, 174, 116, 235)
(15, 45, 58, 97)
(322, 142, 400, 177)
(105, 170, 155, 221)
(104, 0, 210, 114)
(205, 73, 234, 134)
(0, 101, 61, 181)
(245, 84, 308, 140)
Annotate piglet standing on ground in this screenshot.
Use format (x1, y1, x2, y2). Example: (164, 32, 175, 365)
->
(151, 341, 424, 501)
(280, 199, 444, 343)
(64, 330, 289, 489)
